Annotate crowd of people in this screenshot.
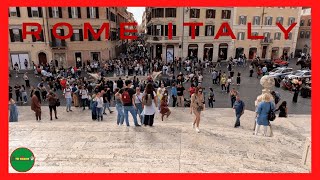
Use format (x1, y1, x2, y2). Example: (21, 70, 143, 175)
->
(9, 39, 296, 136)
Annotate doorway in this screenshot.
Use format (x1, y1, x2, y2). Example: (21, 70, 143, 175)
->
(156, 45, 162, 59)
(75, 52, 82, 68)
(235, 48, 244, 59)
(249, 48, 257, 59)
(218, 43, 228, 60)
(262, 46, 267, 59)
(38, 52, 47, 65)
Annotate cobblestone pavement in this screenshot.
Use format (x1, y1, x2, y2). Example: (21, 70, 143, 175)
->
(9, 59, 311, 114)
(9, 106, 310, 173)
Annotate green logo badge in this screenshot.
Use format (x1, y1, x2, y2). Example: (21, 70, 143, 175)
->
(10, 147, 35, 172)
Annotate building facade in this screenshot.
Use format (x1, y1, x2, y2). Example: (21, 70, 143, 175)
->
(295, 8, 311, 56)
(146, 7, 303, 62)
(9, 7, 133, 69)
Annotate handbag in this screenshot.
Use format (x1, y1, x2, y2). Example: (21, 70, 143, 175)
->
(55, 98, 60, 107)
(268, 102, 276, 121)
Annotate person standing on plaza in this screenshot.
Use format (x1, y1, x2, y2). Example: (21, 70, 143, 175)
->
(24, 59, 28, 70)
(257, 66, 262, 78)
(90, 94, 97, 120)
(102, 89, 113, 115)
(233, 95, 245, 128)
(23, 72, 30, 88)
(95, 92, 104, 121)
(157, 83, 166, 110)
(14, 84, 22, 103)
(292, 84, 300, 103)
(177, 83, 185, 107)
(236, 72, 241, 86)
(47, 91, 58, 120)
(208, 88, 215, 108)
(255, 93, 275, 136)
(119, 80, 141, 126)
(230, 88, 238, 108)
(262, 65, 268, 76)
(275, 101, 288, 118)
(189, 84, 196, 97)
(20, 85, 28, 104)
(31, 90, 41, 121)
(142, 83, 157, 126)
(212, 70, 217, 85)
(71, 84, 79, 107)
(80, 86, 89, 110)
(114, 88, 124, 125)
(134, 87, 144, 123)
(160, 94, 171, 121)
(9, 98, 18, 122)
(220, 73, 227, 92)
(249, 63, 254, 77)
(190, 87, 205, 133)
(171, 83, 178, 107)
(63, 84, 72, 112)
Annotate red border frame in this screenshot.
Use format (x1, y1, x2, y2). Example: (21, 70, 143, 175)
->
(1, 0, 318, 179)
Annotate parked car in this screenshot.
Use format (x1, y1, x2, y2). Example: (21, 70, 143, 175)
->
(285, 70, 311, 80)
(269, 67, 293, 79)
(273, 59, 289, 67)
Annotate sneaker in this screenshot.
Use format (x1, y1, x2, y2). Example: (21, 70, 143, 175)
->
(196, 128, 200, 133)
(192, 123, 195, 128)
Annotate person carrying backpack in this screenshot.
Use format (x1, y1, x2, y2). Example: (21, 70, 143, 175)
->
(119, 80, 141, 127)
(142, 83, 157, 126)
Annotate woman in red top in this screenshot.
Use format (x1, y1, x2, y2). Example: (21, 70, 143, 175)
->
(60, 78, 67, 91)
(189, 84, 196, 97)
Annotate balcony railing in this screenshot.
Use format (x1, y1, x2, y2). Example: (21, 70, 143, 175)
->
(260, 38, 273, 44)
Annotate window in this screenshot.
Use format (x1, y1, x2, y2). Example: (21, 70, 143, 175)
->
(288, 32, 292, 40)
(300, 31, 305, 38)
(165, 8, 176, 18)
(251, 32, 259, 39)
(305, 31, 310, 39)
(308, 19, 311, 26)
(263, 32, 271, 41)
(189, 26, 200, 36)
(239, 16, 247, 25)
(300, 19, 305, 26)
(9, 7, 20, 17)
(9, 28, 23, 42)
(110, 12, 116, 22)
(265, 16, 273, 25)
(31, 27, 44, 42)
(72, 29, 80, 41)
(206, 9, 215, 18)
(27, 7, 42, 18)
(237, 32, 245, 40)
(288, 17, 295, 26)
(205, 25, 215, 36)
(221, 10, 231, 19)
(276, 17, 284, 25)
(106, 8, 109, 19)
(53, 7, 60, 18)
(223, 26, 228, 33)
(190, 9, 200, 18)
(274, 32, 281, 40)
(152, 8, 164, 18)
(153, 25, 163, 36)
(87, 7, 99, 19)
(253, 16, 260, 25)
(165, 24, 176, 36)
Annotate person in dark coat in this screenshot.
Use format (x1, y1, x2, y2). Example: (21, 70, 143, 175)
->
(275, 101, 288, 117)
(292, 84, 300, 103)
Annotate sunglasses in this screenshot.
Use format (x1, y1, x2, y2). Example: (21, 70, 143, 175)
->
(199, 91, 203, 93)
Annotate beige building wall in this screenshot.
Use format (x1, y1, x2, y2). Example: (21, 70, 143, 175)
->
(9, 7, 52, 70)
(233, 7, 302, 60)
(296, 11, 311, 55)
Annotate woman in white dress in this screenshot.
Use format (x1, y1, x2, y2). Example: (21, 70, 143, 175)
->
(142, 83, 158, 126)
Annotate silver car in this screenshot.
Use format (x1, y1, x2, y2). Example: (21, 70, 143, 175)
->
(285, 70, 312, 80)
(269, 67, 293, 79)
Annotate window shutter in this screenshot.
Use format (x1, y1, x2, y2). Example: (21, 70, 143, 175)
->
(161, 25, 164, 36)
(70, 31, 75, 41)
(61, 29, 66, 46)
(16, 7, 21, 17)
(96, 7, 99, 19)
(237, 33, 240, 40)
(9, 29, 15, 42)
(19, 29, 23, 42)
(38, 7, 43, 17)
(88, 30, 92, 41)
(244, 16, 247, 24)
(48, 7, 53, 18)
(270, 17, 273, 25)
(87, 7, 90, 18)
(31, 29, 36, 42)
(58, 7, 62, 18)
(239, 16, 241, 25)
(173, 25, 176, 36)
(196, 26, 199, 36)
(264, 17, 267, 25)
(79, 29, 83, 41)
(77, 7, 81, 18)
(165, 25, 168, 36)
(40, 30, 44, 42)
(68, 7, 72, 18)
(97, 29, 101, 41)
(205, 26, 208, 36)
(153, 25, 156, 36)
(51, 29, 56, 45)
(189, 26, 191, 36)
(27, 7, 32, 17)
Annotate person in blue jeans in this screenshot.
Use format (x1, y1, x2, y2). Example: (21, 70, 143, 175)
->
(233, 95, 245, 128)
(119, 80, 141, 127)
(114, 88, 124, 125)
(95, 92, 104, 121)
(134, 87, 144, 124)
(63, 85, 73, 112)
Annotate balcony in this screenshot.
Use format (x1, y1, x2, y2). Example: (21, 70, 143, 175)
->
(260, 39, 273, 45)
(50, 40, 67, 49)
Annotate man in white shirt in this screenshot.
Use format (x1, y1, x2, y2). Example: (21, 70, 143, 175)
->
(63, 84, 72, 112)
(80, 86, 88, 110)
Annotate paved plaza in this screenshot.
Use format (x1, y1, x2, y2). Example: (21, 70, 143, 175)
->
(9, 106, 310, 173)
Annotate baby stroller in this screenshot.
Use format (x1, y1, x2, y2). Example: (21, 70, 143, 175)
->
(184, 98, 191, 107)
